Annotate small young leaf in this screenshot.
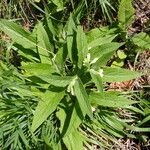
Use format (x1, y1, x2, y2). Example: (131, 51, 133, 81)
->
(31, 90, 64, 132)
(51, 0, 64, 11)
(34, 0, 41, 2)
(111, 60, 124, 68)
(117, 50, 127, 59)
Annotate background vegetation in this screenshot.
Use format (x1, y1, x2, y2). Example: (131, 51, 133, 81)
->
(0, 0, 150, 149)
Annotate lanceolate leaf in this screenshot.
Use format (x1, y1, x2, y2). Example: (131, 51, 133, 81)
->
(66, 14, 77, 62)
(90, 70, 103, 92)
(22, 63, 73, 87)
(89, 91, 137, 107)
(63, 129, 84, 150)
(102, 67, 142, 82)
(65, 102, 83, 137)
(132, 32, 150, 50)
(37, 75, 74, 87)
(55, 46, 68, 73)
(0, 19, 36, 51)
(74, 77, 93, 119)
(87, 26, 117, 43)
(22, 63, 55, 76)
(31, 90, 64, 132)
(46, 16, 56, 36)
(118, 0, 135, 29)
(36, 21, 53, 64)
(123, 123, 150, 132)
(57, 101, 83, 139)
(90, 42, 124, 66)
(0, 20, 55, 61)
(87, 35, 117, 50)
(76, 26, 88, 68)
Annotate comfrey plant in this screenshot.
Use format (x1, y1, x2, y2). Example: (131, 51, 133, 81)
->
(0, 0, 150, 149)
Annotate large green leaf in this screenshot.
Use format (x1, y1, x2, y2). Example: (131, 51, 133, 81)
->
(66, 14, 77, 63)
(22, 63, 73, 87)
(102, 67, 142, 82)
(89, 91, 137, 107)
(57, 102, 83, 138)
(63, 129, 84, 150)
(74, 77, 93, 119)
(36, 21, 53, 64)
(37, 75, 74, 87)
(31, 90, 64, 132)
(88, 35, 117, 50)
(22, 63, 55, 76)
(87, 26, 117, 43)
(118, 0, 135, 29)
(132, 32, 150, 50)
(0, 20, 55, 62)
(76, 26, 88, 68)
(90, 42, 124, 66)
(0, 19, 36, 51)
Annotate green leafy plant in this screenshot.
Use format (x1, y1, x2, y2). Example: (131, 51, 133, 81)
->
(0, 0, 150, 149)
(0, 16, 148, 149)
